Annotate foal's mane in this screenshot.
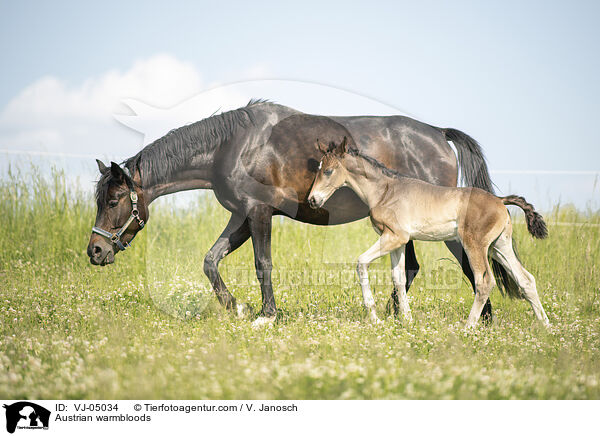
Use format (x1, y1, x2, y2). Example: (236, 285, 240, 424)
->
(96, 99, 267, 204)
(345, 147, 411, 180)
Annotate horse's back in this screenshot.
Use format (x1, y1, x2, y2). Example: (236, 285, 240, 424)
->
(331, 115, 458, 187)
(228, 104, 459, 224)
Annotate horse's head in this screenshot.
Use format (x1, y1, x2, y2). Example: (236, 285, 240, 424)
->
(87, 160, 149, 266)
(308, 136, 350, 209)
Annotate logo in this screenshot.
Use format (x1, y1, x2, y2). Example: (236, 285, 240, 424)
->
(3, 402, 50, 434)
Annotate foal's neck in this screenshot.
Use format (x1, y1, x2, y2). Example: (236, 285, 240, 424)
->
(342, 153, 395, 209)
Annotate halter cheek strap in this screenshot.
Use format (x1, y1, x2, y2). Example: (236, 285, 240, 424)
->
(92, 190, 145, 251)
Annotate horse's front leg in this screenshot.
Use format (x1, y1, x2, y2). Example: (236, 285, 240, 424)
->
(203, 213, 253, 318)
(247, 204, 277, 327)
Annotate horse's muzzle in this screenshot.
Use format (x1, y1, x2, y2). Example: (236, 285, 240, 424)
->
(87, 240, 115, 266)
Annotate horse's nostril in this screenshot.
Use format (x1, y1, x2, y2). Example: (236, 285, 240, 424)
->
(93, 245, 102, 255)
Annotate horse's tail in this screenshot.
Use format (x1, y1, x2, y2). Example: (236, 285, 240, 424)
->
(439, 127, 495, 193)
(501, 195, 548, 239)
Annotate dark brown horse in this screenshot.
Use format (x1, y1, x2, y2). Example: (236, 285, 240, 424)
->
(87, 100, 502, 325)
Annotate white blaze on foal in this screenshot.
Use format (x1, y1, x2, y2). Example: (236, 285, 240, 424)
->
(308, 137, 550, 328)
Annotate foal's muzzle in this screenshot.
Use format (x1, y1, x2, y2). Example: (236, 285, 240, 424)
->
(308, 195, 323, 209)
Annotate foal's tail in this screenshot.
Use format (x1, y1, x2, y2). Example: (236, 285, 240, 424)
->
(501, 195, 548, 239)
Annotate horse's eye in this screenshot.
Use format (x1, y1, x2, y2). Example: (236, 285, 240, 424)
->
(108, 200, 119, 208)
(324, 169, 333, 176)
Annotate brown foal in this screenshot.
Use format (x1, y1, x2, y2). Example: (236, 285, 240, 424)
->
(307, 137, 550, 327)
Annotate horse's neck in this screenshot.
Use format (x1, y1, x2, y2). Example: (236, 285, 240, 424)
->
(343, 154, 392, 209)
(142, 152, 215, 203)
(140, 104, 274, 203)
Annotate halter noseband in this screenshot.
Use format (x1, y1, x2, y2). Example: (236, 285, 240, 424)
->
(91, 167, 145, 251)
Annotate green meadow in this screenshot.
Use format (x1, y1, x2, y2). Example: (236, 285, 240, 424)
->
(1, 166, 599, 399)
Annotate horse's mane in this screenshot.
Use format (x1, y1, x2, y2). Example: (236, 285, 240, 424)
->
(95, 99, 268, 204)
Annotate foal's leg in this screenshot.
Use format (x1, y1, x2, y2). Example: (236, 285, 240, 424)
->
(357, 233, 398, 324)
(389, 241, 420, 316)
(463, 245, 495, 328)
(390, 245, 412, 322)
(445, 240, 493, 322)
(491, 231, 550, 325)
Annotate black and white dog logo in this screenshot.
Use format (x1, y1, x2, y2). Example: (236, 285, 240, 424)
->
(3, 402, 50, 433)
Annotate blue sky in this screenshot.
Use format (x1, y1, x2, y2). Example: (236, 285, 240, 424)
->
(1, 1, 599, 209)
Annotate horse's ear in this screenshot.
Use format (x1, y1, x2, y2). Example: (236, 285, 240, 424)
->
(96, 159, 109, 175)
(337, 136, 349, 155)
(110, 162, 125, 182)
(316, 139, 328, 154)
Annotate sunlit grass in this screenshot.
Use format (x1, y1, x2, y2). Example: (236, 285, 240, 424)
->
(1, 166, 599, 399)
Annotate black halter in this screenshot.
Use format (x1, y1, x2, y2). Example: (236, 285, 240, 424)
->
(91, 167, 145, 251)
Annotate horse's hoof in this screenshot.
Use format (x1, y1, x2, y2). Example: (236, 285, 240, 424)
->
(251, 315, 276, 328)
(385, 298, 395, 316)
(236, 303, 254, 320)
(481, 314, 496, 326)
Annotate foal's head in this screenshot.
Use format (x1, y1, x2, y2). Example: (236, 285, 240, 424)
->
(87, 160, 149, 266)
(308, 137, 350, 209)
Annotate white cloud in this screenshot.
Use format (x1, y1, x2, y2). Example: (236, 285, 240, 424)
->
(0, 54, 247, 158)
(2, 54, 205, 124)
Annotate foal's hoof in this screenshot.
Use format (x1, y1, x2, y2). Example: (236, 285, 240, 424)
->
(400, 313, 413, 324)
(464, 321, 477, 330)
(251, 315, 276, 329)
(369, 315, 384, 325)
(236, 303, 254, 320)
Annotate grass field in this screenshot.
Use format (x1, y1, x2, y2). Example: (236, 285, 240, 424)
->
(1, 166, 600, 399)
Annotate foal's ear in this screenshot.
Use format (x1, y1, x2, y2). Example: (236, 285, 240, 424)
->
(96, 159, 109, 175)
(316, 139, 329, 154)
(336, 136, 349, 155)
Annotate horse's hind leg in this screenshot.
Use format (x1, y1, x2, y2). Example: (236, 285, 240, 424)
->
(390, 245, 412, 322)
(491, 230, 550, 325)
